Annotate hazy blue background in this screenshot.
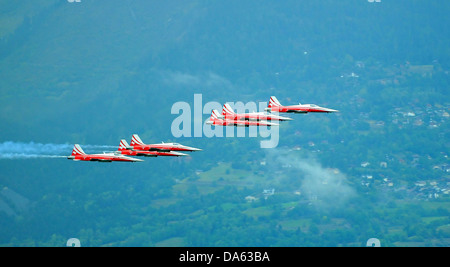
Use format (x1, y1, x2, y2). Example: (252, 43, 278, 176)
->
(0, 0, 449, 246)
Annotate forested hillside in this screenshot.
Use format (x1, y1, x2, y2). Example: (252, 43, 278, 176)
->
(0, 0, 449, 247)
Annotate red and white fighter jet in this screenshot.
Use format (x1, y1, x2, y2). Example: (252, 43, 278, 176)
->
(265, 96, 339, 114)
(129, 134, 202, 152)
(207, 109, 279, 127)
(118, 139, 188, 157)
(221, 103, 292, 121)
(67, 144, 143, 162)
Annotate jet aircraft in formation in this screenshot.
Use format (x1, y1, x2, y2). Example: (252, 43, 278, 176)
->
(206, 109, 279, 127)
(221, 103, 292, 122)
(68, 95, 337, 162)
(209, 96, 337, 128)
(129, 134, 202, 152)
(67, 144, 143, 162)
(265, 96, 339, 114)
(117, 139, 188, 157)
(68, 134, 201, 162)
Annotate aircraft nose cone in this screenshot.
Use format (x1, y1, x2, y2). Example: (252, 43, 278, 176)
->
(282, 117, 294, 121)
(181, 146, 202, 152)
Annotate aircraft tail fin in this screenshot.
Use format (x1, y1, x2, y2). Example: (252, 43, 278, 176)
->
(71, 144, 86, 156)
(130, 134, 145, 146)
(222, 103, 236, 116)
(210, 109, 221, 121)
(118, 139, 132, 151)
(268, 96, 282, 108)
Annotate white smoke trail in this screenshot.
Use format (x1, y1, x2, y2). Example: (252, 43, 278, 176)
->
(0, 153, 68, 159)
(265, 148, 357, 211)
(0, 141, 116, 159)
